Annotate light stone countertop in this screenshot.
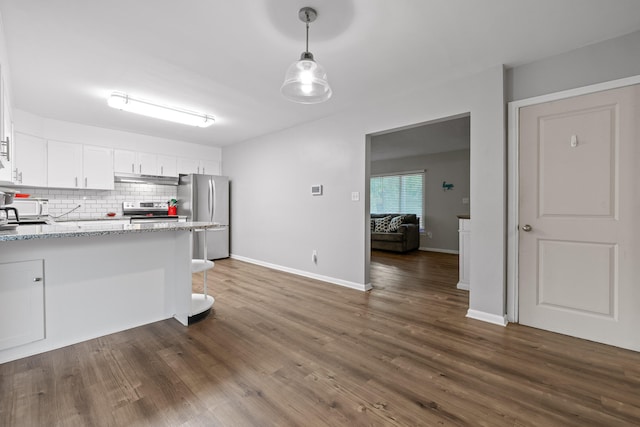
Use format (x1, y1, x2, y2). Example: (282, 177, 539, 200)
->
(0, 221, 225, 242)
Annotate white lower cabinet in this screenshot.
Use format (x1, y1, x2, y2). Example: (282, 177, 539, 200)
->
(457, 217, 470, 291)
(0, 260, 45, 351)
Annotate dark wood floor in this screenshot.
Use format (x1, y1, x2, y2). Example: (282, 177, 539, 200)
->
(2, 250, 640, 426)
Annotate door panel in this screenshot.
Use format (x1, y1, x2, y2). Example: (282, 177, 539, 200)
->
(519, 84, 639, 351)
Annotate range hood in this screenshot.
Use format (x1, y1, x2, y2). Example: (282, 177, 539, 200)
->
(114, 173, 179, 186)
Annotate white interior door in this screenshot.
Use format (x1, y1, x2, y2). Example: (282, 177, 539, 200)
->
(518, 84, 639, 351)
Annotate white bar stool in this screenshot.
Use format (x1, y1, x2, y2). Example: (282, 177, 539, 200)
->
(189, 229, 215, 324)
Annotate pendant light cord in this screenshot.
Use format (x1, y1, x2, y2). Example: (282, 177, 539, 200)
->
(305, 17, 310, 53)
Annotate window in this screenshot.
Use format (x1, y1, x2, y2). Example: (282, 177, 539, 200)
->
(370, 172, 424, 229)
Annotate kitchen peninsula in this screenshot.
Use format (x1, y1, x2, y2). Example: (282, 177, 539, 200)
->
(0, 221, 223, 363)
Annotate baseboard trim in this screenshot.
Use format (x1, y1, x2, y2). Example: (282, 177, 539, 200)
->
(230, 254, 372, 292)
(419, 247, 459, 255)
(456, 281, 469, 291)
(466, 309, 508, 326)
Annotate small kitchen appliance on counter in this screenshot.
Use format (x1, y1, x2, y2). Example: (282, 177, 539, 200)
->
(5, 197, 49, 225)
(123, 201, 187, 223)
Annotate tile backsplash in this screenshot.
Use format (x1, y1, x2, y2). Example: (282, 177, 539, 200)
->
(15, 183, 177, 220)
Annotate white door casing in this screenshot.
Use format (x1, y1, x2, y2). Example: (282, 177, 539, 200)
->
(518, 84, 639, 351)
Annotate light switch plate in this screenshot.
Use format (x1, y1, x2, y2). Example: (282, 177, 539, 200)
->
(351, 191, 360, 201)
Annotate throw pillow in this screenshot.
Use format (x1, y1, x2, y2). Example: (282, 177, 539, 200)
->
(374, 215, 392, 232)
(370, 218, 375, 232)
(388, 215, 404, 232)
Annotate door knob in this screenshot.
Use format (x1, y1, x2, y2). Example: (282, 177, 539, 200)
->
(521, 224, 532, 232)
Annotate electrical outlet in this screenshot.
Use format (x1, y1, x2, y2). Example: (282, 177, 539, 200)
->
(427, 231, 433, 239)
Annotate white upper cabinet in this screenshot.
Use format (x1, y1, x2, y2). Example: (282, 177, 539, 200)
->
(177, 157, 220, 175)
(113, 149, 137, 174)
(199, 160, 220, 176)
(157, 154, 177, 177)
(14, 132, 47, 187)
(114, 149, 171, 176)
(137, 152, 157, 175)
(48, 140, 83, 188)
(0, 75, 14, 183)
(83, 145, 114, 190)
(48, 140, 113, 190)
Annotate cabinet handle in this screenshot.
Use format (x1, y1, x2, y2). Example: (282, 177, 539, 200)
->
(0, 136, 9, 161)
(75, 177, 78, 187)
(33, 277, 43, 282)
(18, 171, 22, 183)
(197, 166, 200, 174)
(161, 165, 164, 175)
(131, 163, 134, 173)
(139, 164, 142, 174)
(12, 168, 18, 182)
(85, 177, 88, 187)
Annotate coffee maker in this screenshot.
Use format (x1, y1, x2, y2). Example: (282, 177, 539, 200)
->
(0, 189, 19, 228)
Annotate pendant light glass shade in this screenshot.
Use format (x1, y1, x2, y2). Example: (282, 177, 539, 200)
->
(281, 52, 332, 104)
(281, 7, 332, 104)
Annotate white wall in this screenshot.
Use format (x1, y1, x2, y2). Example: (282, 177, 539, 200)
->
(507, 30, 640, 101)
(371, 149, 470, 253)
(224, 65, 506, 320)
(14, 109, 221, 161)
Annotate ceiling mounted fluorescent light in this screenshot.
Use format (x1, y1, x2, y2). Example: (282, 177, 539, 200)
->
(107, 92, 215, 127)
(281, 7, 332, 104)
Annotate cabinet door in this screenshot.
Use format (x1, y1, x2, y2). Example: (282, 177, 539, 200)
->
(0, 76, 13, 183)
(48, 140, 83, 188)
(14, 132, 47, 187)
(157, 154, 177, 177)
(0, 260, 45, 351)
(199, 160, 220, 176)
(137, 152, 157, 175)
(83, 145, 114, 189)
(114, 149, 136, 174)
(177, 157, 199, 175)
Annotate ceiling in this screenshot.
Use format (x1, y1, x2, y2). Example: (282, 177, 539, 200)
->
(1, 1, 640, 148)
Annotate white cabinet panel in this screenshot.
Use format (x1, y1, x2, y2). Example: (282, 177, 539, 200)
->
(157, 154, 177, 177)
(114, 149, 136, 174)
(83, 145, 114, 190)
(177, 157, 220, 175)
(114, 149, 160, 175)
(48, 140, 83, 188)
(0, 76, 13, 183)
(0, 260, 45, 351)
(199, 160, 220, 175)
(457, 218, 470, 291)
(137, 152, 157, 175)
(177, 157, 199, 175)
(49, 141, 113, 189)
(14, 132, 47, 187)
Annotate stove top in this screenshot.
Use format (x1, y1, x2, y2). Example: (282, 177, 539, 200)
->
(122, 201, 170, 216)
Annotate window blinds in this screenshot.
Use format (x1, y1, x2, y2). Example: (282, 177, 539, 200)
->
(370, 172, 424, 229)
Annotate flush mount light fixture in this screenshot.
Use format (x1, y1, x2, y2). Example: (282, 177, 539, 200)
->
(107, 92, 215, 127)
(281, 7, 332, 104)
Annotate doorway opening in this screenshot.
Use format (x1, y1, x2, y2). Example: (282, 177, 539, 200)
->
(365, 113, 471, 289)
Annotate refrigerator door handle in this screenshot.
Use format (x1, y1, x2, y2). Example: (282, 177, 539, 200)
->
(210, 178, 217, 222)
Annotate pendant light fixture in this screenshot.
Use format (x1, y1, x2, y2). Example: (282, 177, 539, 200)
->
(281, 7, 332, 104)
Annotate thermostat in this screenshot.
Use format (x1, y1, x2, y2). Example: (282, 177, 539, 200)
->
(311, 185, 323, 196)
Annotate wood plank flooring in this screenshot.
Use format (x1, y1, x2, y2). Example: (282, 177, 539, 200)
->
(2, 250, 640, 426)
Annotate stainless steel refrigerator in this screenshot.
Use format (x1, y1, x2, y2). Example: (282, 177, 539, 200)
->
(177, 173, 229, 260)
